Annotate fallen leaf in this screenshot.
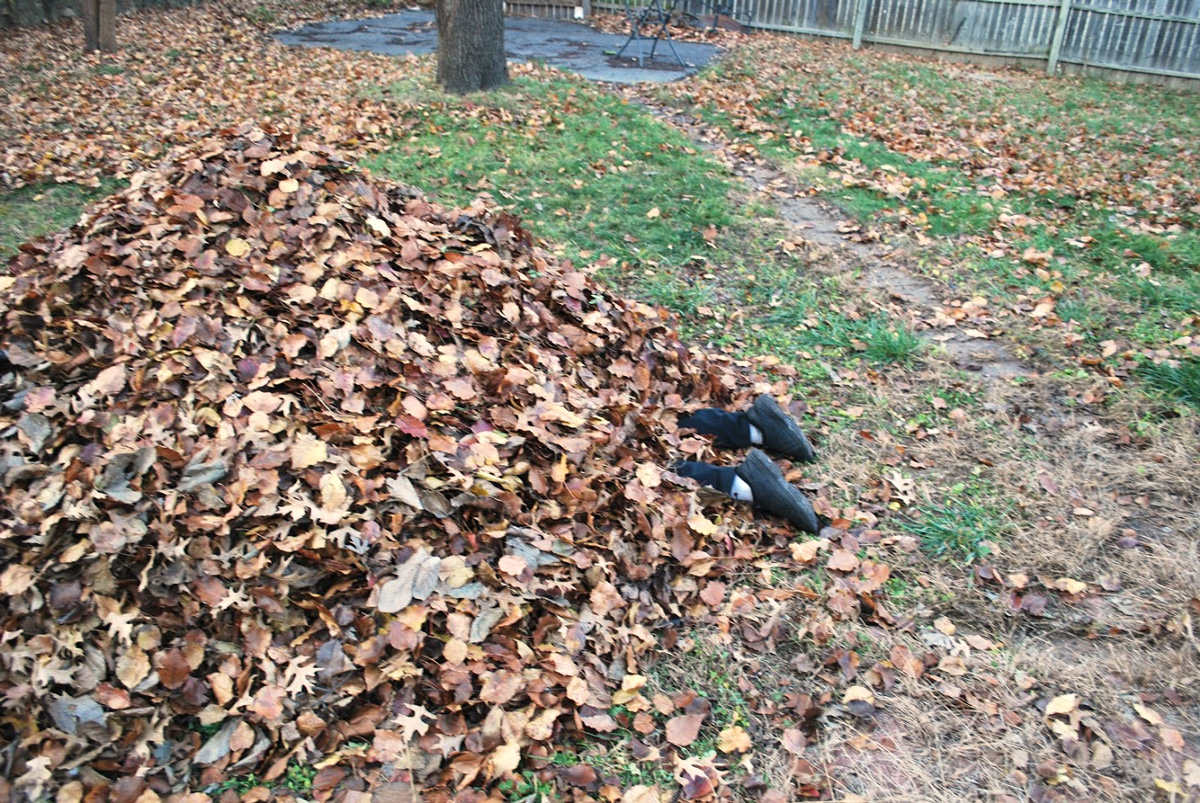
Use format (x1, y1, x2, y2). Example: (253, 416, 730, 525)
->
(666, 714, 705, 747)
(1045, 694, 1079, 717)
(225, 237, 251, 257)
(827, 548, 860, 572)
(491, 741, 521, 775)
(717, 725, 752, 753)
(1134, 703, 1164, 727)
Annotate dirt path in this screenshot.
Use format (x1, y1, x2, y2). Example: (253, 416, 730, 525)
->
(633, 100, 1032, 380)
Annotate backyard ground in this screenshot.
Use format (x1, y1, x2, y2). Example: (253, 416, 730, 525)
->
(1, 1, 1198, 801)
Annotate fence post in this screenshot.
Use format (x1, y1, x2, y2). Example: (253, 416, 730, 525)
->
(851, 0, 871, 48)
(1046, 0, 1073, 73)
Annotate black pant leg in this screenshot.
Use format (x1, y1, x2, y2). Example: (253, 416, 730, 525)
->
(673, 460, 738, 495)
(677, 409, 752, 450)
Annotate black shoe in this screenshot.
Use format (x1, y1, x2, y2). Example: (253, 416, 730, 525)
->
(745, 395, 815, 462)
(735, 449, 819, 532)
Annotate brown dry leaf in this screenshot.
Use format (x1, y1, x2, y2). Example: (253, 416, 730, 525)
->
(623, 786, 663, 803)
(116, 647, 151, 689)
(0, 564, 35, 596)
(790, 539, 822, 563)
(1134, 703, 1164, 726)
(580, 710, 619, 733)
(666, 714, 705, 747)
(498, 554, 528, 577)
(479, 670, 523, 705)
(525, 708, 559, 741)
(1045, 694, 1080, 717)
(781, 728, 807, 755)
(633, 712, 657, 735)
(156, 649, 191, 690)
(291, 432, 328, 469)
(319, 473, 348, 512)
(1160, 727, 1185, 751)
(443, 639, 468, 665)
(687, 513, 720, 536)
(937, 655, 968, 676)
(717, 725, 752, 753)
(1091, 741, 1114, 770)
(843, 686, 876, 705)
(964, 634, 996, 650)
(699, 581, 726, 607)
(566, 677, 590, 706)
(90, 364, 127, 396)
(1053, 577, 1088, 595)
(491, 742, 522, 776)
(252, 685, 286, 720)
(225, 237, 251, 257)
(636, 462, 662, 488)
(827, 548, 860, 572)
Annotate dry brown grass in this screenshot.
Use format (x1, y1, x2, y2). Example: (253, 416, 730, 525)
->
(832, 371, 1197, 800)
(699, 314, 1200, 800)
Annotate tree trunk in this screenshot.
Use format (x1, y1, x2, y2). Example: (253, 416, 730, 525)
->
(436, 0, 509, 94)
(82, 0, 116, 52)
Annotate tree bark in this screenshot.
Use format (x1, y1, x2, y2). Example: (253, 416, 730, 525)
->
(436, 0, 508, 94)
(82, 0, 116, 51)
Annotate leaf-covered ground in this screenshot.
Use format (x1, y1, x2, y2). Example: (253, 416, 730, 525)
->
(2, 2, 1199, 802)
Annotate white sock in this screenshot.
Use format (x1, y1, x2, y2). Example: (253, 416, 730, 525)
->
(730, 476, 753, 502)
(748, 424, 764, 445)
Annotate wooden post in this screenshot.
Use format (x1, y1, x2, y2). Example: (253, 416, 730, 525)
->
(851, 0, 871, 49)
(1047, 0, 1073, 73)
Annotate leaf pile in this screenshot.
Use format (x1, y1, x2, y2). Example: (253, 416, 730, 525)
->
(0, 125, 891, 800)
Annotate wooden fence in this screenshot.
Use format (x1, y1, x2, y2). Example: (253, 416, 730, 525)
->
(592, 0, 1200, 81)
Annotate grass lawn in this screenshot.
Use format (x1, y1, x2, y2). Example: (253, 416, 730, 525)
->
(2, 22, 1197, 801)
(656, 42, 1200, 409)
(0, 181, 114, 263)
(362, 73, 926, 381)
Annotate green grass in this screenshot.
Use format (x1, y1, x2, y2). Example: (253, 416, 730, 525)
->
(898, 500, 1011, 565)
(734, 307, 924, 370)
(1138, 360, 1200, 410)
(365, 72, 923, 375)
(366, 76, 734, 277)
(0, 181, 116, 265)
(672, 47, 1200, 402)
(496, 770, 556, 801)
